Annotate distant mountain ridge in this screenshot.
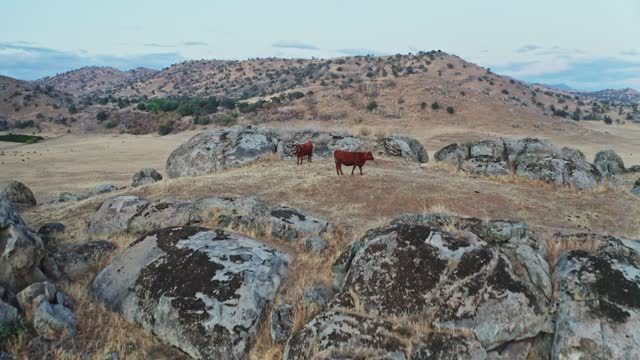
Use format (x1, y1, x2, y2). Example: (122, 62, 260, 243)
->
(34, 66, 157, 96)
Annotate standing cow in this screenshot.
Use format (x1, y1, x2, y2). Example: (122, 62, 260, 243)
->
(295, 141, 313, 165)
(334, 150, 374, 175)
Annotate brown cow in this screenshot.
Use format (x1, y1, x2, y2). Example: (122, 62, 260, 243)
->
(295, 141, 313, 165)
(334, 150, 374, 175)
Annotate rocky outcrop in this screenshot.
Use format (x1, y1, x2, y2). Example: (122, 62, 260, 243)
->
(166, 126, 428, 178)
(92, 226, 290, 360)
(33, 300, 77, 340)
(271, 303, 294, 343)
(0, 197, 60, 292)
(87, 195, 333, 242)
(594, 150, 626, 177)
(376, 135, 428, 163)
(1, 180, 36, 207)
(288, 213, 553, 358)
(132, 168, 163, 187)
(552, 233, 640, 359)
(87, 183, 118, 197)
(434, 138, 602, 189)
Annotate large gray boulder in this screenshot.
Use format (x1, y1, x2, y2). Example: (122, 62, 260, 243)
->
(87, 196, 194, 236)
(633, 178, 640, 196)
(0, 299, 18, 323)
(552, 233, 640, 359)
(289, 214, 553, 358)
(594, 150, 626, 177)
(376, 135, 428, 163)
(88, 183, 118, 197)
(166, 126, 277, 178)
(434, 138, 601, 189)
(132, 168, 163, 187)
(1, 180, 36, 207)
(92, 226, 290, 360)
(0, 198, 59, 292)
(268, 206, 334, 241)
(276, 129, 365, 158)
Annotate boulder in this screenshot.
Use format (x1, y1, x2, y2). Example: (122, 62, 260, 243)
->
(54, 240, 117, 279)
(16, 281, 56, 311)
(166, 126, 277, 178)
(376, 135, 429, 163)
(0, 352, 13, 360)
(1, 180, 36, 207)
(50, 192, 84, 204)
(0, 299, 18, 323)
(132, 168, 163, 187)
(304, 236, 328, 253)
(632, 178, 640, 196)
(0, 197, 60, 292)
(268, 206, 334, 241)
(552, 233, 640, 359)
(33, 301, 77, 340)
(434, 138, 601, 189)
(302, 286, 335, 305)
(88, 183, 118, 197)
(594, 150, 626, 176)
(276, 129, 365, 158)
(629, 165, 640, 173)
(92, 226, 290, 360)
(270, 303, 293, 343)
(293, 214, 553, 358)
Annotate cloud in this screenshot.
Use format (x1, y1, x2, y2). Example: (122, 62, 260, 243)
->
(620, 49, 640, 56)
(336, 48, 388, 56)
(516, 44, 542, 53)
(272, 41, 319, 50)
(0, 41, 183, 80)
(182, 41, 207, 47)
(494, 57, 640, 91)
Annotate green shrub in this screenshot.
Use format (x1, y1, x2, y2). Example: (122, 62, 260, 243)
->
(193, 116, 210, 125)
(136, 103, 147, 111)
(431, 102, 440, 110)
(105, 121, 115, 129)
(501, 89, 509, 95)
(366, 100, 378, 111)
(0, 133, 44, 143)
(446, 63, 454, 69)
(420, 102, 427, 110)
(0, 320, 26, 343)
(213, 113, 237, 126)
(158, 120, 175, 135)
(603, 115, 613, 125)
(446, 106, 455, 114)
(96, 111, 109, 121)
(15, 120, 35, 129)
(68, 105, 78, 114)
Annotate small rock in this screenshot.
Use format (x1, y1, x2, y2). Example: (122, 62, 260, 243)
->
(132, 168, 163, 187)
(0, 352, 13, 360)
(304, 236, 328, 253)
(629, 165, 640, 173)
(270, 303, 294, 343)
(55, 240, 117, 279)
(33, 301, 77, 340)
(594, 150, 626, 177)
(87, 183, 117, 197)
(1, 180, 36, 207)
(16, 282, 57, 311)
(51, 192, 84, 203)
(302, 286, 335, 305)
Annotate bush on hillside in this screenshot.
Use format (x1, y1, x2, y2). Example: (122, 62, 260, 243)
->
(96, 111, 109, 121)
(431, 102, 440, 110)
(446, 106, 455, 114)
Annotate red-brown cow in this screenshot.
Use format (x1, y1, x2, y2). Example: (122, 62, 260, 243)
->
(334, 150, 375, 175)
(295, 141, 313, 165)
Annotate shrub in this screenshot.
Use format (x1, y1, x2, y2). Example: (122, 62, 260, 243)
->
(136, 102, 147, 111)
(96, 111, 109, 121)
(193, 116, 210, 125)
(336, 67, 343, 72)
(68, 105, 78, 114)
(420, 102, 428, 110)
(213, 113, 238, 126)
(603, 116, 613, 125)
(15, 120, 35, 129)
(446, 106, 455, 114)
(105, 121, 115, 129)
(0, 320, 26, 343)
(0, 133, 44, 143)
(446, 63, 454, 69)
(501, 89, 509, 95)
(431, 102, 440, 110)
(158, 120, 175, 135)
(366, 100, 378, 111)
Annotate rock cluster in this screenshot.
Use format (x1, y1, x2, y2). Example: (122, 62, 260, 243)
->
(434, 138, 603, 189)
(1, 180, 37, 207)
(166, 126, 428, 178)
(131, 168, 163, 187)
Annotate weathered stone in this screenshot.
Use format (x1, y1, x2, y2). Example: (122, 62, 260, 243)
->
(302, 286, 335, 305)
(0, 352, 13, 360)
(1, 180, 36, 207)
(629, 165, 640, 173)
(412, 333, 487, 359)
(88, 183, 118, 197)
(55, 240, 116, 279)
(377, 135, 428, 163)
(632, 178, 640, 196)
(50, 192, 84, 203)
(16, 281, 56, 311)
(270, 303, 293, 343)
(269, 206, 334, 241)
(552, 233, 640, 359)
(37, 223, 66, 238)
(304, 236, 328, 253)
(33, 301, 77, 340)
(0, 299, 18, 323)
(594, 150, 626, 177)
(132, 168, 163, 187)
(92, 226, 290, 360)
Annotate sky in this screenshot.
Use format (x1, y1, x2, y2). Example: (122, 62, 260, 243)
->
(1, 0, 640, 90)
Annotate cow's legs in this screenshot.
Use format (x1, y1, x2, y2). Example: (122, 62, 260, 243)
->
(308, 154, 312, 163)
(351, 166, 356, 175)
(336, 161, 342, 175)
(359, 165, 363, 175)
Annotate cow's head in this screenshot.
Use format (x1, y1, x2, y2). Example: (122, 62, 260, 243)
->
(365, 151, 375, 161)
(294, 144, 302, 153)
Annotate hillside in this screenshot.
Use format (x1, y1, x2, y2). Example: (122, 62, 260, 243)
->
(35, 66, 157, 97)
